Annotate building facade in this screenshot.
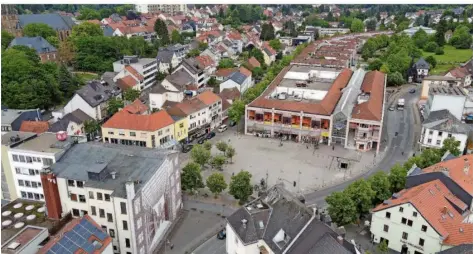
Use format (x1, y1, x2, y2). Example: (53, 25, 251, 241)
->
(113, 56, 158, 91)
(135, 4, 187, 15)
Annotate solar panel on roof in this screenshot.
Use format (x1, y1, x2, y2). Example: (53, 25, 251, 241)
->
(49, 244, 61, 253)
(84, 244, 96, 253)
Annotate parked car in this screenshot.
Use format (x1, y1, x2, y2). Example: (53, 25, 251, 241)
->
(229, 121, 237, 127)
(409, 89, 416, 93)
(182, 145, 193, 153)
(206, 132, 216, 139)
(388, 106, 395, 111)
(218, 124, 228, 133)
(217, 229, 226, 240)
(197, 138, 206, 144)
(95, 136, 102, 141)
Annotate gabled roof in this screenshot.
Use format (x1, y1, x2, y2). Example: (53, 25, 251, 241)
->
(19, 14, 75, 30)
(9, 36, 57, 54)
(197, 91, 221, 105)
(165, 69, 194, 90)
(117, 75, 138, 90)
(122, 99, 149, 114)
(448, 67, 469, 79)
(168, 97, 208, 116)
(239, 66, 252, 78)
(48, 109, 93, 133)
(220, 87, 241, 101)
(215, 68, 237, 77)
(423, 109, 471, 134)
(180, 58, 205, 75)
(414, 57, 430, 70)
(195, 55, 215, 68)
(76, 80, 121, 108)
(125, 65, 144, 81)
(19, 121, 49, 134)
(228, 72, 248, 85)
(157, 49, 175, 64)
(103, 110, 174, 132)
(351, 71, 385, 122)
(248, 57, 261, 69)
(372, 180, 472, 246)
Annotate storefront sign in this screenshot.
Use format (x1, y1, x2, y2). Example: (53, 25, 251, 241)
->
(321, 132, 329, 137)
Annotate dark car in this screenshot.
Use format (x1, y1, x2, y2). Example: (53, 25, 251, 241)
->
(197, 138, 206, 144)
(206, 132, 216, 139)
(182, 145, 193, 153)
(217, 229, 226, 240)
(409, 89, 416, 93)
(229, 120, 237, 127)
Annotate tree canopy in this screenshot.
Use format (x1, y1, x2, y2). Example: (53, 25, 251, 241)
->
(206, 172, 228, 197)
(1, 30, 15, 51)
(23, 23, 57, 39)
(71, 22, 103, 37)
(154, 19, 170, 46)
(260, 23, 275, 41)
(450, 25, 472, 49)
(350, 18, 365, 33)
(218, 58, 235, 69)
(181, 162, 205, 191)
(229, 171, 253, 203)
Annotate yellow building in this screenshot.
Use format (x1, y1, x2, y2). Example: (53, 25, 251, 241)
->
(101, 109, 182, 148)
(171, 116, 189, 142)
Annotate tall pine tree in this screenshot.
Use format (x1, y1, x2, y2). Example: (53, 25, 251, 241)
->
(58, 64, 76, 99)
(154, 19, 170, 46)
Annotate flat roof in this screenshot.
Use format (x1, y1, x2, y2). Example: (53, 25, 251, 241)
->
(12, 132, 74, 154)
(430, 86, 467, 96)
(1, 131, 37, 146)
(1, 226, 47, 254)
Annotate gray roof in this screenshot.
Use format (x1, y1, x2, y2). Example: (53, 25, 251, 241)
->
(228, 72, 247, 85)
(414, 57, 430, 70)
(9, 36, 57, 54)
(51, 142, 172, 198)
(12, 132, 75, 154)
(19, 14, 75, 31)
(103, 26, 115, 36)
(1, 108, 41, 128)
(226, 185, 354, 254)
(222, 39, 233, 47)
(76, 80, 121, 108)
(430, 86, 467, 96)
(156, 49, 175, 64)
(423, 109, 471, 134)
(333, 69, 366, 119)
(180, 58, 204, 75)
(290, 231, 352, 254)
(48, 109, 93, 133)
(166, 69, 194, 89)
(1, 131, 37, 147)
(438, 244, 473, 254)
(101, 72, 120, 88)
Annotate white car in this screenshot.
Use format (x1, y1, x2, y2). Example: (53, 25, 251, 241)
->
(218, 125, 228, 133)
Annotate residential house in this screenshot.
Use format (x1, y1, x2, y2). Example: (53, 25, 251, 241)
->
(19, 121, 50, 134)
(102, 109, 179, 149)
(403, 26, 436, 37)
(156, 44, 189, 73)
(370, 179, 473, 254)
(262, 43, 277, 66)
(226, 31, 244, 54)
(38, 215, 113, 254)
(1, 107, 42, 134)
(113, 56, 158, 91)
(17, 13, 76, 41)
(195, 55, 217, 77)
(112, 25, 156, 42)
(173, 58, 210, 87)
(226, 184, 361, 254)
(48, 142, 182, 254)
(220, 88, 241, 123)
(8, 36, 58, 63)
(219, 67, 253, 94)
(446, 66, 472, 87)
(200, 48, 221, 64)
(408, 58, 430, 83)
(122, 99, 149, 115)
(247, 57, 261, 70)
(419, 109, 470, 152)
(424, 86, 468, 121)
(48, 109, 93, 136)
(214, 68, 237, 82)
(149, 69, 194, 110)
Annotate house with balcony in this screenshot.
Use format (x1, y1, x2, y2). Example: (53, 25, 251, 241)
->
(149, 69, 194, 110)
(156, 44, 189, 73)
(173, 58, 210, 87)
(112, 56, 158, 91)
(446, 66, 472, 87)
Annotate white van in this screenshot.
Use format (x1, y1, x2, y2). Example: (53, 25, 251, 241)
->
(218, 125, 228, 133)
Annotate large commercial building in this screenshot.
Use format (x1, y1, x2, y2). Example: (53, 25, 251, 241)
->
(135, 4, 187, 15)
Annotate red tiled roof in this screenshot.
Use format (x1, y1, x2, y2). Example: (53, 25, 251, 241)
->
(263, 42, 277, 55)
(448, 67, 469, 78)
(19, 121, 49, 134)
(239, 66, 252, 77)
(215, 68, 237, 77)
(197, 91, 221, 105)
(248, 57, 261, 69)
(103, 110, 174, 131)
(117, 75, 138, 90)
(351, 71, 385, 122)
(168, 97, 208, 116)
(422, 155, 473, 195)
(227, 31, 242, 40)
(85, 19, 102, 25)
(123, 99, 149, 114)
(195, 55, 215, 68)
(249, 67, 353, 115)
(372, 180, 473, 246)
(220, 87, 241, 101)
(125, 66, 144, 81)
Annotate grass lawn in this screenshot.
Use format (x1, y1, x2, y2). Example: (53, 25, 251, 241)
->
(74, 72, 99, 83)
(422, 45, 473, 75)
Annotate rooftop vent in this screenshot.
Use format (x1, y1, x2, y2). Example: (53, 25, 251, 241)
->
(7, 242, 21, 250)
(110, 172, 117, 180)
(383, 200, 391, 205)
(392, 193, 400, 199)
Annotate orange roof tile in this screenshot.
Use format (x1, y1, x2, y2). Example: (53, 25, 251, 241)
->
(197, 91, 221, 106)
(263, 42, 277, 55)
(123, 99, 149, 114)
(351, 71, 385, 122)
(125, 66, 144, 81)
(19, 121, 49, 134)
(448, 67, 469, 78)
(239, 66, 252, 77)
(227, 31, 242, 40)
(422, 155, 473, 195)
(117, 75, 138, 90)
(215, 68, 237, 77)
(103, 110, 174, 131)
(195, 55, 215, 68)
(220, 87, 241, 101)
(372, 180, 473, 246)
(248, 57, 261, 69)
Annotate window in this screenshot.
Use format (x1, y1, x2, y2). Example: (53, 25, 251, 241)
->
(113, 246, 117, 251)
(79, 195, 86, 203)
(18, 180, 24, 186)
(125, 238, 131, 248)
(130, 132, 136, 137)
(448, 133, 452, 138)
(401, 217, 407, 224)
(27, 192, 33, 199)
(70, 193, 78, 201)
(101, 225, 107, 232)
(108, 131, 114, 135)
(12, 155, 19, 162)
(104, 194, 110, 201)
(99, 209, 105, 218)
(26, 156, 32, 163)
(107, 213, 113, 222)
(402, 232, 408, 240)
(385, 212, 391, 219)
(15, 168, 21, 174)
(68, 180, 75, 187)
(179, 123, 184, 128)
(77, 181, 84, 188)
(399, 207, 404, 213)
(419, 238, 424, 246)
(32, 182, 37, 188)
(120, 202, 127, 215)
(81, 210, 87, 216)
(72, 208, 80, 217)
(21, 191, 27, 198)
(19, 155, 25, 162)
(123, 220, 128, 230)
(109, 229, 115, 238)
(438, 131, 443, 136)
(89, 191, 94, 199)
(421, 225, 427, 232)
(429, 130, 433, 135)
(25, 181, 31, 187)
(436, 140, 441, 145)
(158, 130, 163, 135)
(97, 192, 103, 200)
(413, 212, 417, 217)
(427, 138, 432, 143)
(40, 194, 44, 199)
(91, 206, 97, 216)
(28, 169, 35, 175)
(42, 158, 53, 166)
(37, 182, 41, 187)
(407, 220, 413, 227)
(383, 225, 389, 232)
(34, 193, 40, 200)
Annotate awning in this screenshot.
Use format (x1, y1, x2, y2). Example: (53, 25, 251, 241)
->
(160, 139, 179, 149)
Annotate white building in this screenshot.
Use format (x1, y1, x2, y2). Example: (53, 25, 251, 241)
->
(370, 179, 473, 254)
(424, 86, 468, 121)
(156, 44, 189, 74)
(7, 132, 74, 202)
(420, 76, 462, 100)
(149, 69, 194, 110)
(50, 143, 182, 254)
(113, 56, 158, 91)
(403, 26, 437, 37)
(134, 4, 187, 15)
(419, 109, 470, 152)
(219, 71, 252, 94)
(173, 58, 210, 88)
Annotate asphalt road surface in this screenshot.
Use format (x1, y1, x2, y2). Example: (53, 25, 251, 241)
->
(192, 236, 226, 254)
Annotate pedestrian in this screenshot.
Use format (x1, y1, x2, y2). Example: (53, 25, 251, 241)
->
(402, 151, 404, 155)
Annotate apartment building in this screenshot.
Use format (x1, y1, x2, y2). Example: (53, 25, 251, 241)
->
(46, 142, 182, 254)
(135, 4, 187, 15)
(156, 44, 189, 73)
(149, 69, 194, 110)
(7, 132, 75, 202)
(113, 56, 158, 91)
(173, 58, 210, 87)
(316, 26, 351, 37)
(102, 109, 181, 149)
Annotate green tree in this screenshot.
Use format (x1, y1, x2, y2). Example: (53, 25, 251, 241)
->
(412, 28, 429, 48)
(377, 239, 389, 254)
(83, 119, 100, 135)
(107, 98, 124, 115)
(350, 18, 365, 33)
(435, 19, 447, 46)
(154, 19, 170, 46)
(228, 99, 245, 124)
(46, 36, 59, 48)
(425, 55, 437, 69)
(225, 145, 236, 163)
(216, 141, 228, 154)
(251, 67, 264, 80)
(435, 47, 444, 55)
(207, 77, 217, 87)
(250, 48, 265, 68)
(218, 58, 235, 69)
(171, 30, 182, 44)
(326, 191, 358, 226)
(1, 30, 14, 51)
(269, 39, 282, 51)
(187, 49, 201, 57)
(123, 88, 140, 102)
(450, 25, 473, 49)
(156, 71, 167, 81)
(368, 59, 383, 71)
(366, 19, 377, 31)
(58, 64, 77, 98)
(388, 164, 408, 193)
(198, 42, 208, 51)
(368, 172, 391, 205)
(203, 140, 212, 151)
(23, 23, 57, 39)
(229, 171, 253, 203)
(77, 7, 101, 20)
(344, 179, 376, 217)
(380, 64, 390, 74)
(191, 144, 211, 167)
(206, 172, 227, 197)
(424, 41, 438, 52)
(387, 72, 404, 86)
(211, 155, 226, 171)
(260, 23, 275, 41)
(440, 137, 461, 156)
(71, 22, 103, 37)
(181, 162, 205, 191)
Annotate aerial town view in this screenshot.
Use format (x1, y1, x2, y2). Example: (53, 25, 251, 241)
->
(1, 3, 473, 254)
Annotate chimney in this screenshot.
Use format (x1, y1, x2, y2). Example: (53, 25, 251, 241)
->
(442, 206, 448, 214)
(111, 172, 116, 179)
(241, 219, 247, 228)
(40, 166, 62, 220)
(337, 235, 344, 245)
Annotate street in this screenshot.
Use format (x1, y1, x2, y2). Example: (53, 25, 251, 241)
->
(192, 237, 226, 254)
